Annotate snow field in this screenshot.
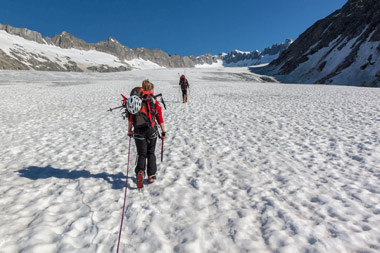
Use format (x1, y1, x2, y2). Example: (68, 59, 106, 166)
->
(0, 68, 380, 252)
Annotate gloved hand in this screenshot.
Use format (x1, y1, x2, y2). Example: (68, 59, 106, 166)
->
(161, 131, 166, 140)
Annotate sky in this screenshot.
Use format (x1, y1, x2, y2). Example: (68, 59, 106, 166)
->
(1, 0, 348, 56)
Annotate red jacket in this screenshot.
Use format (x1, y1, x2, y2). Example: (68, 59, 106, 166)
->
(155, 100, 164, 124)
(148, 90, 164, 124)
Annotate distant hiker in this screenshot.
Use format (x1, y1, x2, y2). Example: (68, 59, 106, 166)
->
(127, 80, 166, 189)
(179, 75, 189, 103)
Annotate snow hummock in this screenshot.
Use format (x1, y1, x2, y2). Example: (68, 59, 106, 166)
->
(0, 67, 379, 252)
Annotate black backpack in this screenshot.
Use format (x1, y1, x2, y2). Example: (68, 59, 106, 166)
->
(130, 87, 157, 129)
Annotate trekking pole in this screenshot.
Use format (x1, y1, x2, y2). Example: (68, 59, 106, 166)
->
(152, 94, 166, 110)
(116, 136, 132, 253)
(161, 138, 164, 162)
(177, 85, 180, 103)
(107, 105, 124, 112)
(177, 73, 180, 102)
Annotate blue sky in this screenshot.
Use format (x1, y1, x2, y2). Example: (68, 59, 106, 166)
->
(1, 0, 347, 56)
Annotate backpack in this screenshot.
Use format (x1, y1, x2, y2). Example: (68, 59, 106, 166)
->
(129, 87, 157, 129)
(179, 76, 188, 89)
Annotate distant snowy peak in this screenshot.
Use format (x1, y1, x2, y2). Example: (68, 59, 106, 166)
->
(269, 0, 380, 87)
(222, 39, 293, 67)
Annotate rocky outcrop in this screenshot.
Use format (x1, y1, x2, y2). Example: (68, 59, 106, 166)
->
(262, 39, 293, 56)
(0, 49, 29, 70)
(0, 24, 46, 44)
(223, 50, 261, 65)
(267, 0, 380, 87)
(51, 31, 92, 50)
(92, 37, 133, 60)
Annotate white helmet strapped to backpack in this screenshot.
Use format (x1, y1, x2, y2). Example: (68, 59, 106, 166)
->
(127, 95, 142, 114)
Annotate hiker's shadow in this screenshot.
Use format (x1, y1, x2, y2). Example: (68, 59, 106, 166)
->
(18, 165, 137, 190)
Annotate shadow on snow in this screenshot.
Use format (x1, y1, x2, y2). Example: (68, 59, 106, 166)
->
(18, 165, 138, 190)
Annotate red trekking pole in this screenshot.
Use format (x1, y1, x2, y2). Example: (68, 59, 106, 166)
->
(116, 136, 132, 253)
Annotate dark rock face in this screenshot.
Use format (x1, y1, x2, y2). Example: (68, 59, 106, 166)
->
(51, 31, 92, 50)
(92, 37, 133, 60)
(223, 50, 261, 64)
(0, 49, 29, 70)
(269, 0, 380, 87)
(262, 39, 293, 56)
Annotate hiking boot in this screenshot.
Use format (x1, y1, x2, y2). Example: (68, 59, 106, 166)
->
(148, 175, 156, 184)
(136, 170, 144, 189)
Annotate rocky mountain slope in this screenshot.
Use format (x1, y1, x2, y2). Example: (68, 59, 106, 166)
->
(0, 24, 290, 72)
(0, 24, 198, 71)
(264, 0, 380, 87)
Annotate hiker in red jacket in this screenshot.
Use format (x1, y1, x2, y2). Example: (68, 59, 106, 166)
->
(179, 75, 189, 103)
(127, 80, 166, 188)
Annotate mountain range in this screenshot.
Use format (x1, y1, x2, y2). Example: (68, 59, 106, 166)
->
(255, 0, 380, 87)
(0, 24, 291, 72)
(1, 0, 378, 87)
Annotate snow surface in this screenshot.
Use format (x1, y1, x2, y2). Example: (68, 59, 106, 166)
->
(1, 67, 380, 253)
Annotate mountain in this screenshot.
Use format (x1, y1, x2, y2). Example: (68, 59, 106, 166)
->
(221, 39, 293, 67)
(262, 0, 380, 87)
(0, 24, 198, 72)
(0, 24, 290, 72)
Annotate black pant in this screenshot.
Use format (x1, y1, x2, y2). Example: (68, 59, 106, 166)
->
(181, 88, 187, 101)
(133, 126, 158, 176)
